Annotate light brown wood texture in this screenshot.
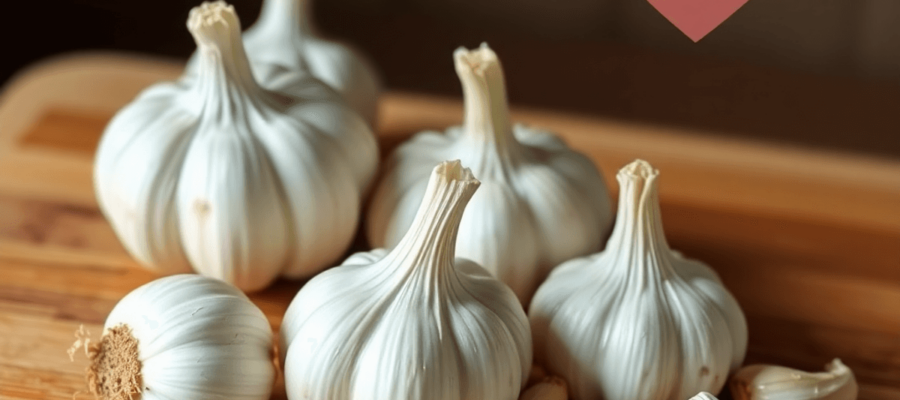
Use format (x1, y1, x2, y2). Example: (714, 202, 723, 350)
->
(0, 53, 898, 399)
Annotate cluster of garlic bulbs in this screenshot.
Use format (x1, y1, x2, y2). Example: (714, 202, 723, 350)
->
(94, 1, 377, 292)
(367, 43, 613, 304)
(85, 1, 859, 397)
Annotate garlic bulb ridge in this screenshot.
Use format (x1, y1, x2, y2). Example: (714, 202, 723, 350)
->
(367, 43, 613, 304)
(281, 160, 532, 400)
(528, 159, 748, 400)
(94, 1, 377, 292)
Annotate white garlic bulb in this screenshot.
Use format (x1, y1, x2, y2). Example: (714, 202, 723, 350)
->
(94, 1, 377, 292)
(184, 0, 381, 125)
(529, 159, 748, 400)
(281, 160, 532, 400)
(71, 274, 274, 399)
(366, 43, 613, 304)
(730, 359, 858, 400)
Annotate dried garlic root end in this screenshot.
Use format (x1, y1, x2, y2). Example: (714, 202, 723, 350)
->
(85, 324, 143, 400)
(519, 376, 568, 400)
(730, 358, 858, 400)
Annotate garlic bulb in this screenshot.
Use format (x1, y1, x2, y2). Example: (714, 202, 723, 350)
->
(184, 0, 381, 125)
(730, 359, 858, 400)
(367, 43, 613, 304)
(528, 159, 748, 400)
(94, 1, 377, 292)
(281, 160, 532, 400)
(691, 392, 720, 400)
(69, 274, 274, 399)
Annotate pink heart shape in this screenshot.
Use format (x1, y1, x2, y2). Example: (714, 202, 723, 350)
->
(648, 0, 749, 42)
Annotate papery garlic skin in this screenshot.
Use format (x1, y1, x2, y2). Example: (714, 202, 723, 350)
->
(184, 0, 380, 125)
(103, 274, 274, 399)
(367, 43, 612, 304)
(282, 160, 532, 400)
(94, 1, 377, 292)
(730, 359, 858, 400)
(529, 159, 748, 400)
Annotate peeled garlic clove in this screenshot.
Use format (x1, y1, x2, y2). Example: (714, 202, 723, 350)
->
(730, 359, 858, 400)
(528, 159, 748, 400)
(281, 160, 532, 400)
(94, 1, 377, 291)
(72, 274, 274, 399)
(520, 376, 568, 400)
(367, 43, 613, 305)
(691, 392, 720, 400)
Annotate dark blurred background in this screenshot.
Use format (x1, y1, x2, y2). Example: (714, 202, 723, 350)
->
(2, 0, 900, 157)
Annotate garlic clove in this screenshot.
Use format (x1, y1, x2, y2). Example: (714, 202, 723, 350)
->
(730, 359, 858, 400)
(455, 181, 540, 301)
(93, 94, 195, 274)
(175, 3, 292, 292)
(519, 376, 568, 400)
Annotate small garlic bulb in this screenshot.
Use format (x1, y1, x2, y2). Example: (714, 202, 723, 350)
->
(367, 43, 613, 304)
(730, 359, 858, 400)
(184, 0, 381, 125)
(281, 160, 532, 400)
(72, 274, 274, 399)
(94, 1, 377, 292)
(529, 159, 748, 400)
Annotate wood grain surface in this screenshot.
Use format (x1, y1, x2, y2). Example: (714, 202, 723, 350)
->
(0, 53, 898, 399)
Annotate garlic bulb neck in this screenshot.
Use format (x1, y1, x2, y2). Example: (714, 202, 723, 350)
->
(253, 0, 313, 70)
(189, 1, 267, 113)
(605, 159, 676, 281)
(455, 43, 521, 174)
(384, 160, 480, 278)
(257, 0, 314, 35)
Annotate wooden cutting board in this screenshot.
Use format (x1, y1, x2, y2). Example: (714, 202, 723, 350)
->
(1, 52, 898, 399)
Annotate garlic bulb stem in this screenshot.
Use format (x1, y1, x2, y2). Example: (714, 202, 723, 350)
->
(454, 44, 520, 170)
(188, 2, 266, 111)
(606, 159, 676, 281)
(382, 160, 480, 278)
